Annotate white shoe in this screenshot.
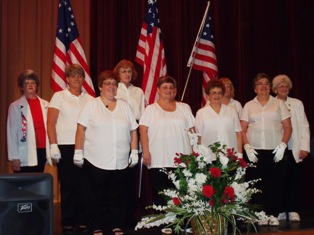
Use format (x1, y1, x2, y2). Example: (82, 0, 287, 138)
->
(289, 212, 300, 222)
(179, 227, 193, 234)
(258, 219, 269, 226)
(269, 216, 279, 226)
(161, 228, 172, 234)
(277, 212, 287, 220)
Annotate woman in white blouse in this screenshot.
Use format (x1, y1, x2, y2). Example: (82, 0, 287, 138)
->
(195, 79, 242, 158)
(272, 74, 310, 222)
(114, 59, 145, 121)
(241, 73, 292, 226)
(219, 77, 242, 117)
(113, 60, 145, 227)
(47, 64, 94, 233)
(74, 70, 138, 235)
(139, 76, 195, 206)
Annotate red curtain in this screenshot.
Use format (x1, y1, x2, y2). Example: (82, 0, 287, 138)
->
(90, 0, 314, 126)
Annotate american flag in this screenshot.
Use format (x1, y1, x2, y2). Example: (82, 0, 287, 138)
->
(187, 2, 218, 106)
(51, 0, 95, 97)
(135, 0, 167, 104)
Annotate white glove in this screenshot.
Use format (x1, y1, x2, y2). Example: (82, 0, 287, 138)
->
(129, 150, 139, 168)
(187, 130, 199, 147)
(236, 152, 243, 159)
(50, 144, 61, 163)
(272, 142, 287, 162)
(73, 149, 84, 167)
(244, 144, 258, 163)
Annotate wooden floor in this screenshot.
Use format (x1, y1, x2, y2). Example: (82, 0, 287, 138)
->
(53, 203, 314, 235)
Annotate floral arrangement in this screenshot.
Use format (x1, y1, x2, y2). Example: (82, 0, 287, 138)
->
(135, 131, 267, 234)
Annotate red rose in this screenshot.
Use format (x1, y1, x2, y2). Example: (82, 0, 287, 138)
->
(174, 157, 182, 164)
(209, 167, 221, 178)
(193, 151, 200, 157)
(238, 158, 248, 168)
(222, 198, 229, 204)
(173, 197, 181, 206)
(202, 185, 214, 198)
(224, 186, 235, 198)
(226, 148, 235, 157)
(209, 199, 215, 206)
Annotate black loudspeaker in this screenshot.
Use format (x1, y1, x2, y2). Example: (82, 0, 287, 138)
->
(0, 173, 53, 235)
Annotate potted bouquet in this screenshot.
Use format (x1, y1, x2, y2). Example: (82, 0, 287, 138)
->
(135, 131, 268, 235)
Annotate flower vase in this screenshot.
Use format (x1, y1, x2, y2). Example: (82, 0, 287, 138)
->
(191, 214, 226, 235)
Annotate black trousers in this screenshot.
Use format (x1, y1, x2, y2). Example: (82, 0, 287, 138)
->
(57, 145, 88, 227)
(281, 150, 301, 212)
(150, 168, 176, 206)
(245, 149, 288, 216)
(16, 148, 46, 173)
(83, 160, 128, 232)
(124, 159, 140, 227)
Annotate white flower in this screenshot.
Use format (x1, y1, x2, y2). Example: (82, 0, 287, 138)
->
(183, 169, 192, 178)
(173, 180, 180, 189)
(135, 214, 176, 230)
(234, 166, 246, 180)
(195, 173, 207, 185)
(197, 161, 207, 169)
(187, 178, 198, 193)
(194, 144, 213, 164)
(167, 171, 176, 182)
(152, 204, 168, 211)
(163, 189, 178, 199)
(135, 128, 261, 233)
(231, 181, 248, 203)
(218, 152, 229, 167)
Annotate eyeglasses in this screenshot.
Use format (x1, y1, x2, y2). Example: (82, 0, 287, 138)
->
(103, 81, 118, 86)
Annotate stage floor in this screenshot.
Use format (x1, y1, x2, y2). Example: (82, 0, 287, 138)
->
(53, 203, 314, 235)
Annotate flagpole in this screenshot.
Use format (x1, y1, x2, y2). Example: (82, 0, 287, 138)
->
(181, 1, 211, 101)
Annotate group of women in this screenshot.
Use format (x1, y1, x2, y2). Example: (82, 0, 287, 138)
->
(7, 63, 310, 234)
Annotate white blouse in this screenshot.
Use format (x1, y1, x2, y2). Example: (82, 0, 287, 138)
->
(139, 102, 195, 168)
(78, 98, 138, 170)
(241, 96, 291, 149)
(49, 89, 94, 144)
(116, 83, 145, 120)
(195, 104, 241, 154)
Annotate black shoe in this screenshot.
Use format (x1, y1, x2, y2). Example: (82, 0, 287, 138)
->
(62, 225, 74, 233)
(77, 225, 88, 233)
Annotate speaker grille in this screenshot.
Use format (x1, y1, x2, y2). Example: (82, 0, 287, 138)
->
(0, 173, 53, 235)
(0, 199, 50, 235)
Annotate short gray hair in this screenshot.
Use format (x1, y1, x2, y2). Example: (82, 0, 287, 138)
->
(272, 74, 293, 93)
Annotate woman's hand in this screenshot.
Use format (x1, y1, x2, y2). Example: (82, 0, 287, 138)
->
(142, 151, 152, 167)
(12, 159, 21, 172)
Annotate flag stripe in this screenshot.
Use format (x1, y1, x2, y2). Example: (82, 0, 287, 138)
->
(51, 0, 95, 97)
(135, 0, 167, 104)
(135, 25, 148, 66)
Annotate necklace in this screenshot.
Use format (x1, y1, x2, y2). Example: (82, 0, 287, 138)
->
(100, 96, 115, 108)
